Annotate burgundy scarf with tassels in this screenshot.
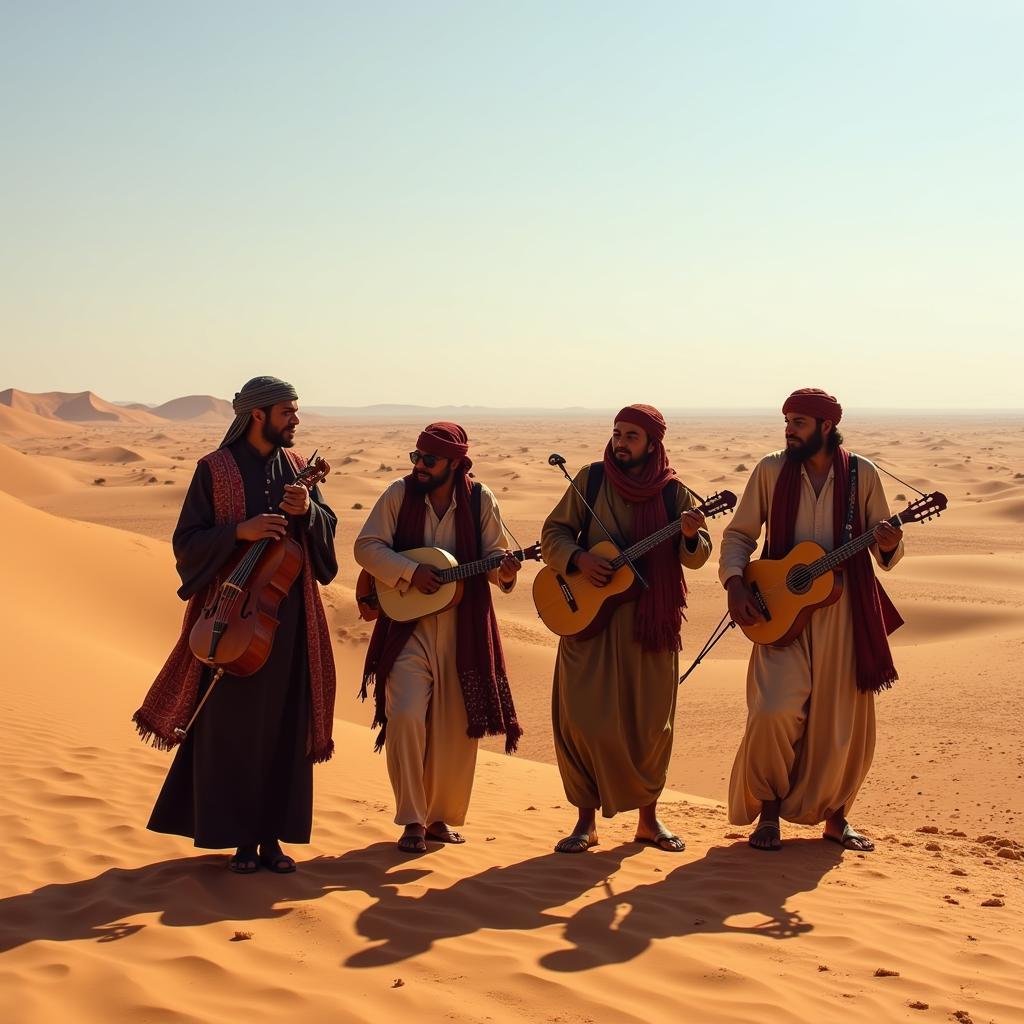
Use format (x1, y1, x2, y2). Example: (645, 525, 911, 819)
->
(360, 473, 523, 753)
(769, 447, 903, 693)
(601, 441, 687, 653)
(132, 447, 336, 761)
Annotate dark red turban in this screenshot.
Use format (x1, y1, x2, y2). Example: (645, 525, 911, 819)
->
(614, 404, 667, 443)
(782, 388, 842, 424)
(417, 422, 471, 465)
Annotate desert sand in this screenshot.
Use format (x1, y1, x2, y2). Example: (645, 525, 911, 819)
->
(1, 397, 1022, 1023)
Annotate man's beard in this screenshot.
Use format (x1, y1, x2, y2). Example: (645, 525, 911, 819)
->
(785, 424, 825, 462)
(262, 419, 295, 449)
(410, 462, 453, 492)
(613, 448, 649, 472)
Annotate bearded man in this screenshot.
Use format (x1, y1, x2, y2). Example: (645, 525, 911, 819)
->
(541, 405, 712, 853)
(354, 422, 523, 853)
(134, 376, 338, 874)
(721, 388, 904, 852)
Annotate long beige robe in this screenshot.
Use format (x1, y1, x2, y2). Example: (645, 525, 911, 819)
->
(719, 451, 904, 826)
(353, 479, 514, 827)
(542, 465, 712, 817)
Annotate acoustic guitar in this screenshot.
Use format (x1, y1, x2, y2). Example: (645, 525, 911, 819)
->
(739, 490, 947, 647)
(532, 490, 737, 639)
(356, 542, 542, 623)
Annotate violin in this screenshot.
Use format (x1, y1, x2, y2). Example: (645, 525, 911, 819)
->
(188, 454, 331, 676)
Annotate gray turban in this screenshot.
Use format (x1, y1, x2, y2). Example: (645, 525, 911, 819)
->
(219, 376, 299, 448)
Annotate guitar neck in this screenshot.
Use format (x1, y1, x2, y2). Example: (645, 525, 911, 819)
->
(438, 548, 529, 584)
(808, 512, 903, 578)
(611, 518, 683, 569)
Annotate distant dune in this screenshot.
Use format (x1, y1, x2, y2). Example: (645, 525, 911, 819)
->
(0, 403, 83, 438)
(0, 388, 162, 425)
(150, 394, 234, 421)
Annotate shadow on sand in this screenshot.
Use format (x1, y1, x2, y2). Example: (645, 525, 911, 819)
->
(0, 838, 841, 971)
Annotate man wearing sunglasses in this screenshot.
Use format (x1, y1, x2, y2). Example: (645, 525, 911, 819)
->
(354, 422, 524, 853)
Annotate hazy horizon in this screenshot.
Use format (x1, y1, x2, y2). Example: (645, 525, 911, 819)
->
(3, 2, 1022, 409)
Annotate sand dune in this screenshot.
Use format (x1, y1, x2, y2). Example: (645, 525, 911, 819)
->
(0, 403, 84, 439)
(1, 413, 1023, 1023)
(0, 388, 163, 425)
(151, 394, 234, 421)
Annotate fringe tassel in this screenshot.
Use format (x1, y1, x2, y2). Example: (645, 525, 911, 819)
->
(131, 712, 177, 752)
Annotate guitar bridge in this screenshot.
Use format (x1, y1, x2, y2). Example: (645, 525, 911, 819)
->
(555, 574, 579, 612)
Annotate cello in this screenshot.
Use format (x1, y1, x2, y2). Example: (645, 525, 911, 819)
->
(175, 453, 330, 739)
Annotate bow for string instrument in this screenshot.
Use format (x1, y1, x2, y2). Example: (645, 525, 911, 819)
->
(174, 452, 331, 739)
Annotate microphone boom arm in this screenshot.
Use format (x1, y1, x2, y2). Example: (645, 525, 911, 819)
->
(547, 453, 649, 591)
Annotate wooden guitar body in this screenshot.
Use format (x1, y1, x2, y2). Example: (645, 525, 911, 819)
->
(531, 540, 638, 639)
(367, 546, 464, 623)
(740, 540, 843, 647)
(189, 535, 304, 675)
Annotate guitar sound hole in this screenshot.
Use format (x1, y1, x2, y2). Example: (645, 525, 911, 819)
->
(787, 565, 813, 595)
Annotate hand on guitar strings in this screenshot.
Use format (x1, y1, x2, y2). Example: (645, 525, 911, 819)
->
(235, 513, 289, 542)
(412, 564, 444, 594)
(725, 576, 765, 627)
(279, 483, 311, 517)
(574, 550, 615, 589)
(497, 550, 521, 584)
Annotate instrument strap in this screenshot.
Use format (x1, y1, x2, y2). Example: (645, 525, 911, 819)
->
(471, 481, 483, 551)
(843, 456, 859, 545)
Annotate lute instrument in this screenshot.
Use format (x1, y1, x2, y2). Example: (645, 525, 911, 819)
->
(739, 490, 947, 647)
(356, 542, 542, 623)
(532, 490, 737, 639)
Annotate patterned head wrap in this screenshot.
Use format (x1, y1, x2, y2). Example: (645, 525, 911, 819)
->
(219, 376, 299, 448)
(782, 388, 842, 424)
(614, 404, 667, 443)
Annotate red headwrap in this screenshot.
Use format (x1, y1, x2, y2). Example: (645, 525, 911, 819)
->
(614, 404, 667, 443)
(604, 404, 686, 652)
(782, 388, 843, 424)
(417, 422, 471, 466)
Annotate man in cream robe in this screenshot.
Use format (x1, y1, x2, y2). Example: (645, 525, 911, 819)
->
(354, 423, 520, 853)
(722, 389, 904, 852)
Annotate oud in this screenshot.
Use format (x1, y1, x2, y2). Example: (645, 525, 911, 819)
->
(356, 543, 542, 623)
(739, 490, 947, 647)
(533, 490, 736, 639)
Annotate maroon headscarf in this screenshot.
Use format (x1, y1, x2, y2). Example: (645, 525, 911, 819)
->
(783, 387, 843, 425)
(360, 423, 522, 752)
(603, 405, 687, 653)
(771, 390, 902, 692)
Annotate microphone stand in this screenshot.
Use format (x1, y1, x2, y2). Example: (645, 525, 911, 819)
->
(547, 454, 649, 590)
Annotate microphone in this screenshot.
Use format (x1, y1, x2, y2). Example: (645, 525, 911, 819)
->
(544, 453, 648, 590)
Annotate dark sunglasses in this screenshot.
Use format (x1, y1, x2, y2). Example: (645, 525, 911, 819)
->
(409, 451, 447, 468)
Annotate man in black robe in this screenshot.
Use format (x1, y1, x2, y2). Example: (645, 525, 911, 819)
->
(135, 376, 338, 874)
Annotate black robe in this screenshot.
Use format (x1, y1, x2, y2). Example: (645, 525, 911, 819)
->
(148, 439, 338, 849)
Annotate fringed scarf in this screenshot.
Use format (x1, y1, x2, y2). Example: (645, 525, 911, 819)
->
(769, 447, 903, 693)
(601, 440, 687, 653)
(359, 473, 522, 753)
(132, 447, 337, 761)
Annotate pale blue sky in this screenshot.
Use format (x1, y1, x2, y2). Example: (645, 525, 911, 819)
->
(2, 1, 1021, 408)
